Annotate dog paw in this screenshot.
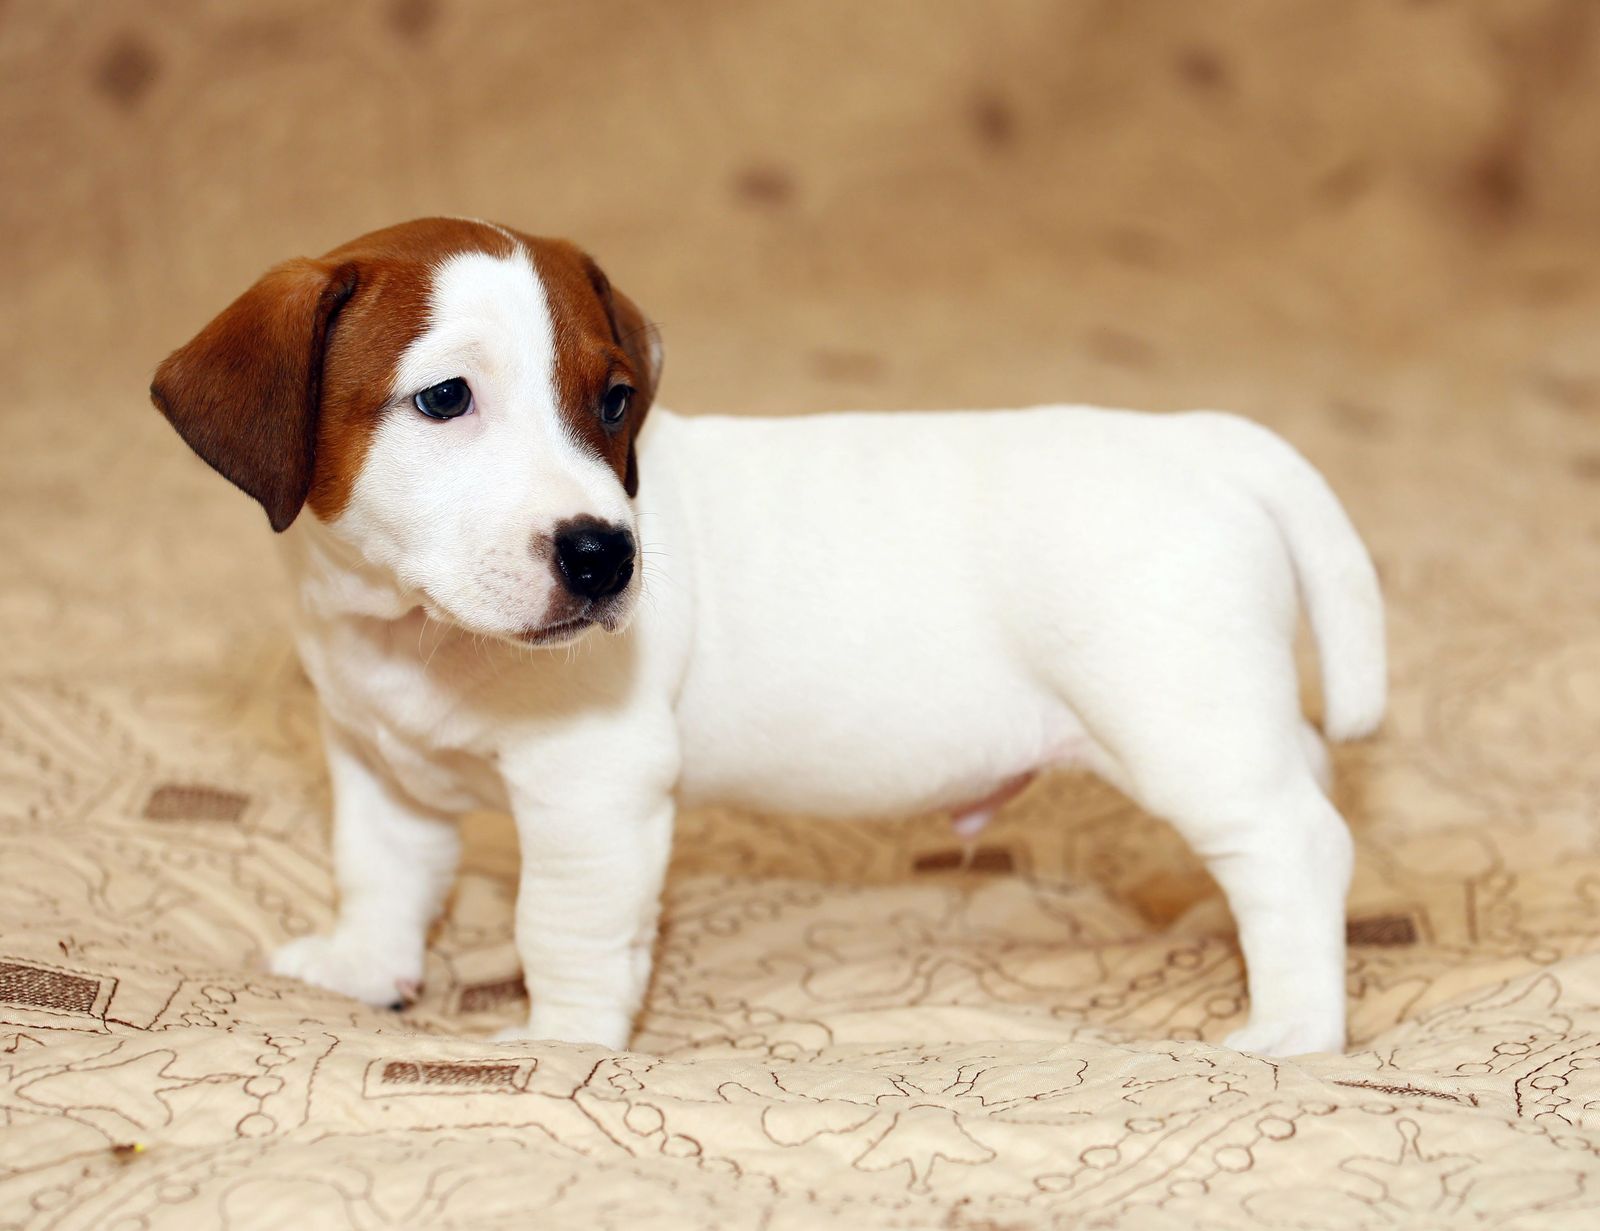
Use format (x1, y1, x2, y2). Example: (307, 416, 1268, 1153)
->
(492, 1003, 634, 1050)
(269, 931, 422, 1008)
(1224, 1018, 1344, 1058)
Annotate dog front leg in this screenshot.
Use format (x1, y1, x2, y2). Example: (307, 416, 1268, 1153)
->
(270, 718, 460, 1008)
(498, 771, 676, 1049)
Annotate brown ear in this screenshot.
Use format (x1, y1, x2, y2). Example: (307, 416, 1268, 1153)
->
(150, 259, 359, 531)
(586, 261, 662, 497)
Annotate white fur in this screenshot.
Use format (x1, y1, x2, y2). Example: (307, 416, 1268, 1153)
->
(270, 251, 1385, 1057)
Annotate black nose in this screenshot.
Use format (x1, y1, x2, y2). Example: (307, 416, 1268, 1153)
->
(554, 523, 635, 600)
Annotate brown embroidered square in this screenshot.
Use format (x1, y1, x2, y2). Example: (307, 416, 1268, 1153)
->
(457, 975, 528, 1013)
(0, 961, 102, 1015)
(143, 783, 250, 822)
(1346, 913, 1420, 946)
(913, 847, 1016, 874)
(381, 1061, 522, 1087)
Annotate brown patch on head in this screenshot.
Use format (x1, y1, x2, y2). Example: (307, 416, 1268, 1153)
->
(512, 231, 661, 496)
(150, 218, 515, 530)
(152, 219, 659, 529)
(309, 219, 517, 521)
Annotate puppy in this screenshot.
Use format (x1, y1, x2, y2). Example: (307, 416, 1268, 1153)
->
(152, 218, 1384, 1056)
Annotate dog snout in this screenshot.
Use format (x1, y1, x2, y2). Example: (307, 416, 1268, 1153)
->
(553, 522, 635, 601)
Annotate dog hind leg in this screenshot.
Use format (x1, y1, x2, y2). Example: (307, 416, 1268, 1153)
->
(1105, 706, 1352, 1056)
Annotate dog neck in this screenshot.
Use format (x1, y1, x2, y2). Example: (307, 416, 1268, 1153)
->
(279, 515, 419, 627)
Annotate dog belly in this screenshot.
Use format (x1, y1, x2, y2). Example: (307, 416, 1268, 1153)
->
(673, 678, 1089, 820)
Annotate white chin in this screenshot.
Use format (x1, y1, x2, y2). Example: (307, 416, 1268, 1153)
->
(437, 587, 636, 649)
(509, 616, 597, 648)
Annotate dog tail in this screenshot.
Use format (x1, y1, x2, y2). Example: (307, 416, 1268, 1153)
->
(1200, 413, 1387, 742)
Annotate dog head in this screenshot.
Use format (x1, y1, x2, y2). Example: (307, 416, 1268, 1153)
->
(151, 218, 661, 647)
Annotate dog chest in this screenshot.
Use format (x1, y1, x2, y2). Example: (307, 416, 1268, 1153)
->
(295, 617, 509, 813)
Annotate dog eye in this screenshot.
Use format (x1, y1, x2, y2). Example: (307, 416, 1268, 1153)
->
(600, 382, 632, 428)
(413, 378, 473, 420)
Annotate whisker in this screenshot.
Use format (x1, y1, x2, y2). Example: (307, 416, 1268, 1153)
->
(422, 622, 439, 670)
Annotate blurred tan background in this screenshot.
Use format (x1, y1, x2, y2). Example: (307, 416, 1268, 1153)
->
(5, 0, 1600, 677)
(8, 0, 1600, 409)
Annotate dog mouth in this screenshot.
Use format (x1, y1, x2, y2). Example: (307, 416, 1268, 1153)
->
(419, 582, 635, 651)
(510, 592, 636, 645)
(513, 615, 596, 646)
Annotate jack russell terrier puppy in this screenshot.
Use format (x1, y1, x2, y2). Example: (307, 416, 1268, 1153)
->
(151, 218, 1384, 1057)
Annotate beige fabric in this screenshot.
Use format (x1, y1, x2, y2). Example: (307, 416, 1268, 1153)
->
(4, 3, 1600, 1227)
